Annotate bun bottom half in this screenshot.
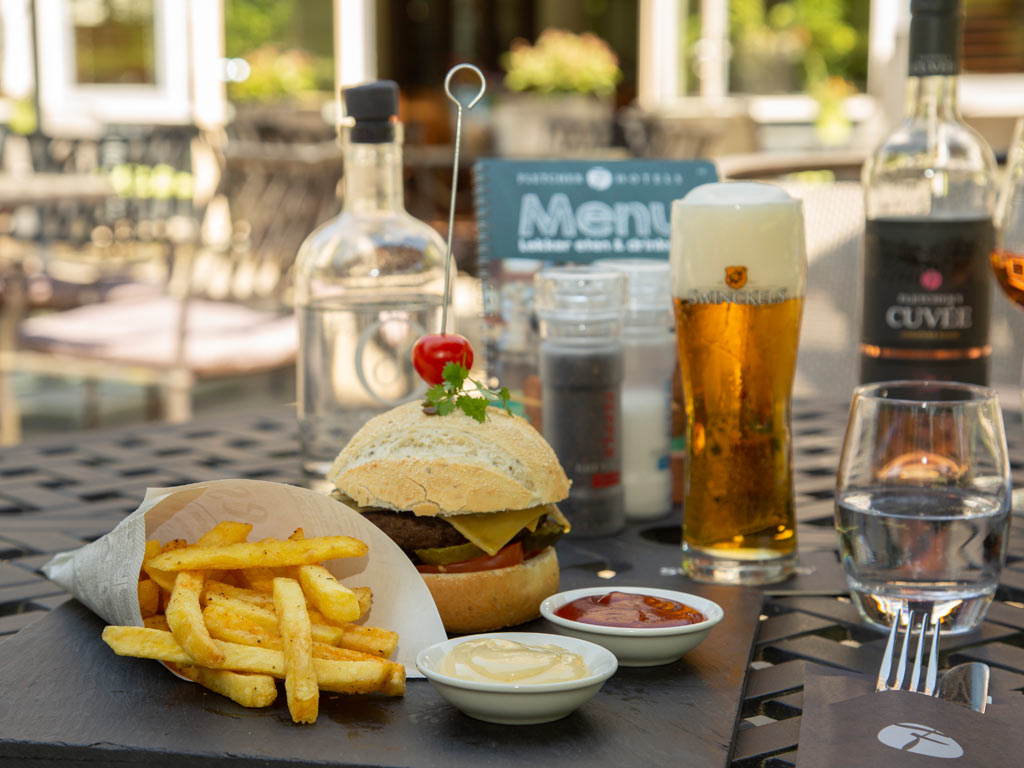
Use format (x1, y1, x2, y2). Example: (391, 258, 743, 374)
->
(420, 547, 560, 634)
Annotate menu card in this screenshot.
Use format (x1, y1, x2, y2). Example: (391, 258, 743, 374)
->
(41, 479, 448, 677)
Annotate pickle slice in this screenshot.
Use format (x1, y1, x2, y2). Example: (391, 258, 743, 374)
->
(521, 519, 566, 553)
(413, 541, 487, 566)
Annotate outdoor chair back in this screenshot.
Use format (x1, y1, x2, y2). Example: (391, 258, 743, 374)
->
(0, 125, 314, 443)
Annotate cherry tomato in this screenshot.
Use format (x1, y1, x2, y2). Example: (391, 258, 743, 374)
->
(411, 333, 474, 385)
(416, 541, 523, 574)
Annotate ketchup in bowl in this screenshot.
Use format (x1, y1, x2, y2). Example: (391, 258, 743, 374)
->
(554, 591, 706, 629)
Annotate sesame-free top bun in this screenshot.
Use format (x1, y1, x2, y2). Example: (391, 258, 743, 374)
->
(327, 401, 571, 516)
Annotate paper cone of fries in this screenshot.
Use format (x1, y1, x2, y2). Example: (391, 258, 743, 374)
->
(42, 478, 448, 676)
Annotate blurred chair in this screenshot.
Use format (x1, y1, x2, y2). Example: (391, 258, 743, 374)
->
(0, 124, 339, 443)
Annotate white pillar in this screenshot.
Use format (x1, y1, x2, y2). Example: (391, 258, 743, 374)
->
(698, 0, 729, 100)
(189, 0, 226, 128)
(637, 0, 687, 110)
(868, 0, 909, 131)
(335, 0, 377, 109)
(1, 0, 34, 99)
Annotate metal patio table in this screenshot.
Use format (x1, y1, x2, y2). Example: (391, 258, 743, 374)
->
(1, 400, 1023, 767)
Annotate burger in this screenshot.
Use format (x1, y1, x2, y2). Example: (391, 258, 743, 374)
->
(327, 400, 571, 633)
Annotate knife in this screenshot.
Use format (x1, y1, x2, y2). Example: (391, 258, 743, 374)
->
(937, 662, 990, 714)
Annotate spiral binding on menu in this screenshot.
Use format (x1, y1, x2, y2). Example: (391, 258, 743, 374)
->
(472, 161, 493, 263)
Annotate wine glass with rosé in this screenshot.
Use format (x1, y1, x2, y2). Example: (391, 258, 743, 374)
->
(991, 120, 1024, 392)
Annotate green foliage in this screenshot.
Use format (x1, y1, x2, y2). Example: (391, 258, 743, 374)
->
(728, 0, 866, 93)
(227, 45, 318, 103)
(502, 29, 622, 96)
(224, 0, 295, 59)
(223, 0, 334, 99)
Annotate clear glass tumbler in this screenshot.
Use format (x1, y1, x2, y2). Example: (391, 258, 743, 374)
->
(835, 380, 1011, 633)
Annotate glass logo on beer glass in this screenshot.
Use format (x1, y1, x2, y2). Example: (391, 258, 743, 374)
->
(725, 266, 748, 289)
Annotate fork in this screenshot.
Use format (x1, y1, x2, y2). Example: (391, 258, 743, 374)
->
(875, 608, 940, 695)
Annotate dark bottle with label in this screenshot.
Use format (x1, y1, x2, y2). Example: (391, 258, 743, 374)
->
(860, 0, 996, 385)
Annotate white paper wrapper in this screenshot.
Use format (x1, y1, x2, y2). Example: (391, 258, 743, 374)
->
(42, 478, 448, 677)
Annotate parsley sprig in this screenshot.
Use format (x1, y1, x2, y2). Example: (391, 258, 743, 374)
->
(422, 362, 512, 422)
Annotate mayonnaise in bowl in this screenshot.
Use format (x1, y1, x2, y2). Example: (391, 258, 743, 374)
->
(440, 637, 589, 684)
(417, 632, 618, 724)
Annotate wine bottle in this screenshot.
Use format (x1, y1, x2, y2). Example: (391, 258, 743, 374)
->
(860, 0, 996, 385)
(293, 81, 447, 490)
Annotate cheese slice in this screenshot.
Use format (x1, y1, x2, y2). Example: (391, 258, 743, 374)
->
(444, 504, 568, 556)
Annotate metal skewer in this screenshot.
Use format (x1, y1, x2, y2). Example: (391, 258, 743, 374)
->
(440, 63, 486, 335)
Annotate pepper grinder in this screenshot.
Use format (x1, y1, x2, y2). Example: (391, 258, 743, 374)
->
(534, 266, 627, 537)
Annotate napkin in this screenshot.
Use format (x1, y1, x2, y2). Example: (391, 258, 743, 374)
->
(42, 479, 448, 676)
(796, 663, 1024, 766)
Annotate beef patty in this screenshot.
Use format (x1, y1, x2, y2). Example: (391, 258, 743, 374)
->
(362, 510, 469, 551)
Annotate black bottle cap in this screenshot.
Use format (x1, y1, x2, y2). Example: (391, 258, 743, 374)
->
(342, 80, 399, 143)
(909, 0, 961, 76)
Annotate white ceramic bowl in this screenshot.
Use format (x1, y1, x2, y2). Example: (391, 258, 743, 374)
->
(415, 632, 618, 725)
(539, 587, 725, 667)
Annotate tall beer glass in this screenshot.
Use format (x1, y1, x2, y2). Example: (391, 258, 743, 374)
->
(670, 182, 806, 585)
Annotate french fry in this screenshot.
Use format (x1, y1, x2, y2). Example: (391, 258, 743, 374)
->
(311, 642, 404, 695)
(144, 540, 180, 593)
(144, 614, 170, 632)
(295, 564, 360, 623)
(148, 536, 368, 572)
(205, 593, 360, 648)
(138, 578, 160, 618)
(203, 603, 279, 648)
(207, 579, 372, 622)
(314, 659, 390, 695)
(353, 586, 372, 618)
(235, 566, 279, 593)
(205, 603, 395, 665)
(273, 577, 318, 724)
(205, 590, 396, 656)
(166, 571, 224, 666)
(206, 580, 276, 610)
(383, 663, 406, 697)
(168, 663, 278, 708)
(332, 623, 399, 658)
(143, 540, 161, 564)
(143, 563, 178, 594)
(101, 626, 390, 692)
(103, 626, 194, 665)
(119, 522, 401, 716)
(196, 521, 253, 547)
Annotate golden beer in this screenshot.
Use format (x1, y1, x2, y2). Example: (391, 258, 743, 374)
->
(670, 182, 806, 585)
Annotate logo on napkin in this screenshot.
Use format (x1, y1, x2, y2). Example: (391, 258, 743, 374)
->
(877, 722, 963, 758)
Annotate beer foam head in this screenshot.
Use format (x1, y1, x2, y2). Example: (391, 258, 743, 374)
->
(670, 182, 806, 299)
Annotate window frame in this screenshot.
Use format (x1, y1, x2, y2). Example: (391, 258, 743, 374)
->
(35, 0, 191, 133)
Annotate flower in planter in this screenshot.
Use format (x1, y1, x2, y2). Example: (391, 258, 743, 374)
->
(501, 29, 622, 97)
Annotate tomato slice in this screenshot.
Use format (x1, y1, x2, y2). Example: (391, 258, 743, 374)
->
(416, 541, 523, 574)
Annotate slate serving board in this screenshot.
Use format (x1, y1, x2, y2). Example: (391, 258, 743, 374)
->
(0, 522, 764, 767)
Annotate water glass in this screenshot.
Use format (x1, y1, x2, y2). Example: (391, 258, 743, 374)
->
(835, 380, 1011, 634)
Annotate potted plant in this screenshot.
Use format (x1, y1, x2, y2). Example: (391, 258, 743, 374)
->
(494, 29, 622, 157)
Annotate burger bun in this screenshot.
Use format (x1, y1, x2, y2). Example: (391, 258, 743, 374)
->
(421, 547, 560, 634)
